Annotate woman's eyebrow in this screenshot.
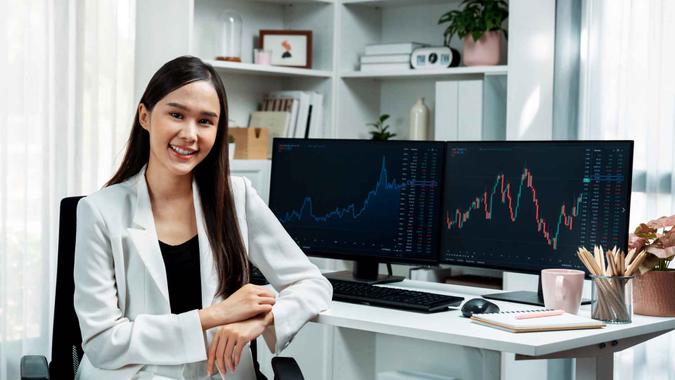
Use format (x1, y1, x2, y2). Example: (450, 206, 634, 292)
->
(166, 102, 218, 118)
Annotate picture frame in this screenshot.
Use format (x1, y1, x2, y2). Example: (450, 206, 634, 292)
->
(259, 30, 313, 69)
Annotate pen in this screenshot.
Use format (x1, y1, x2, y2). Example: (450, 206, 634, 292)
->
(514, 309, 565, 320)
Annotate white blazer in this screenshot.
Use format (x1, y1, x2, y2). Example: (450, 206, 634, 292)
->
(73, 166, 332, 380)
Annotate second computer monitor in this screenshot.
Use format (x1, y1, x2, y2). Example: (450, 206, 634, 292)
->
(440, 141, 633, 274)
(269, 139, 445, 273)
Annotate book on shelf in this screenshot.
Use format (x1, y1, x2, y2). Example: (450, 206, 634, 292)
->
(364, 42, 426, 56)
(261, 90, 324, 140)
(262, 96, 299, 137)
(266, 91, 310, 138)
(360, 54, 411, 64)
(307, 91, 324, 138)
(470, 309, 606, 333)
(360, 62, 411, 72)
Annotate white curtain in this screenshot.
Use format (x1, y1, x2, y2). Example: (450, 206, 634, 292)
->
(579, 0, 675, 378)
(0, 1, 135, 379)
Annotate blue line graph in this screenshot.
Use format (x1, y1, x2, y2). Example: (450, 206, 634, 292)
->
(278, 157, 437, 224)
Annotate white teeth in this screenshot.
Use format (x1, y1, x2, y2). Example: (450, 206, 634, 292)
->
(170, 144, 197, 156)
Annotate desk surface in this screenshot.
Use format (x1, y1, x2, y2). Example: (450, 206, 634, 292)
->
(313, 279, 675, 357)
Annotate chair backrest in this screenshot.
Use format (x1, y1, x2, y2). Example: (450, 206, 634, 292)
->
(50, 196, 84, 379)
(48, 196, 270, 379)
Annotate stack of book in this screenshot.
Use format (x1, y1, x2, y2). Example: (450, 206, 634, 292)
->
(249, 90, 324, 157)
(360, 42, 426, 72)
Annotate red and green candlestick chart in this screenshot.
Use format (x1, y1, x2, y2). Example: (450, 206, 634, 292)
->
(445, 167, 584, 250)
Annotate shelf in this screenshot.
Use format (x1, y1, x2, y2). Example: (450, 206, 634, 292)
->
(207, 60, 333, 78)
(252, 0, 333, 3)
(340, 65, 507, 80)
(341, 0, 457, 7)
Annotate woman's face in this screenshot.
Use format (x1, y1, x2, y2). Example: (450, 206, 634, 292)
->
(139, 80, 220, 177)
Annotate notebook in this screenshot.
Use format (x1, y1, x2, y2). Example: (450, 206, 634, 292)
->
(470, 309, 606, 333)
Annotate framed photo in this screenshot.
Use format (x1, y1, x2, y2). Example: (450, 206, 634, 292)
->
(259, 30, 312, 69)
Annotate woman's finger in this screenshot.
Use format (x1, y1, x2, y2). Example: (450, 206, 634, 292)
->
(224, 332, 237, 372)
(257, 296, 276, 305)
(255, 303, 273, 313)
(216, 333, 228, 375)
(233, 338, 246, 369)
(254, 286, 276, 297)
(207, 333, 220, 376)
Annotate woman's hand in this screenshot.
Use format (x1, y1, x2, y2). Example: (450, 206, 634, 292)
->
(198, 284, 276, 330)
(207, 312, 274, 376)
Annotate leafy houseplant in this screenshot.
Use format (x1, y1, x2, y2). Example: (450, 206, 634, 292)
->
(628, 215, 675, 316)
(367, 114, 396, 141)
(438, 0, 508, 66)
(629, 215, 675, 272)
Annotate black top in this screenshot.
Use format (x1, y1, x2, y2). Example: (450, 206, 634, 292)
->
(159, 235, 202, 314)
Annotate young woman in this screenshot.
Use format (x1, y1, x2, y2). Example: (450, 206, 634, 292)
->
(73, 56, 332, 380)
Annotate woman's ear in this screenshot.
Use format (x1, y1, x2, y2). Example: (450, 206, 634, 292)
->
(138, 103, 151, 131)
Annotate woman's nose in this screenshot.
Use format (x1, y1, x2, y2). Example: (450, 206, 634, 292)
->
(178, 120, 198, 141)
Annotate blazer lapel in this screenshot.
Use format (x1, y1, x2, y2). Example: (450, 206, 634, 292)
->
(126, 167, 171, 305)
(194, 183, 219, 308)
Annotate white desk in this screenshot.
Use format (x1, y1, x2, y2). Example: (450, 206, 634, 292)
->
(289, 280, 675, 380)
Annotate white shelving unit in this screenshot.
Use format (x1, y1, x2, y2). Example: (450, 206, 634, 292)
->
(207, 59, 333, 78)
(341, 65, 508, 79)
(134, 0, 512, 142)
(134, 1, 558, 379)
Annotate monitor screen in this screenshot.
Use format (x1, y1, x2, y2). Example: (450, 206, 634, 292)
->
(269, 139, 445, 265)
(440, 141, 633, 274)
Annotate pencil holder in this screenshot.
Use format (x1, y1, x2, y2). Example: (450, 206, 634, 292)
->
(591, 275, 634, 324)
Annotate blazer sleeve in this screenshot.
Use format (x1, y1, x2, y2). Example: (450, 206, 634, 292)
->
(242, 177, 333, 353)
(73, 197, 207, 369)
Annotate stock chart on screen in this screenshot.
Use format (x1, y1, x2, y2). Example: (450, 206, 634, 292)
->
(269, 139, 444, 263)
(441, 141, 633, 273)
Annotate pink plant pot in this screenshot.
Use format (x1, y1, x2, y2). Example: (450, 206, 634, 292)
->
(462, 31, 502, 66)
(633, 270, 675, 316)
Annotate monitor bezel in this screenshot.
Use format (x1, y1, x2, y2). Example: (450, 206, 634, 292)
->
(438, 140, 635, 277)
(269, 137, 446, 266)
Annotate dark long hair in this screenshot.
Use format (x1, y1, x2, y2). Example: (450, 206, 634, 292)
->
(107, 56, 248, 297)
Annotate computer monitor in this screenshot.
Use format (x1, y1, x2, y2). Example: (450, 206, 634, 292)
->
(269, 138, 445, 284)
(440, 141, 633, 305)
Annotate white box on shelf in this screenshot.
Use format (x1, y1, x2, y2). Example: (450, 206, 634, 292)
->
(360, 54, 411, 64)
(364, 42, 427, 55)
(434, 80, 483, 141)
(360, 62, 411, 72)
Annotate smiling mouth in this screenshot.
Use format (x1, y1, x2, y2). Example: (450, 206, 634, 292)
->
(169, 144, 198, 156)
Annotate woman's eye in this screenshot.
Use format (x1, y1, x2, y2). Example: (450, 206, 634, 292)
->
(170, 112, 183, 119)
(200, 119, 214, 126)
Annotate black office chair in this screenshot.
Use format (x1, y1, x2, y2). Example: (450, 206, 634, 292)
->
(21, 196, 304, 380)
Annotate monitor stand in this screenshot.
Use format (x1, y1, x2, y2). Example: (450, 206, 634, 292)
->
(323, 259, 404, 285)
(483, 275, 591, 306)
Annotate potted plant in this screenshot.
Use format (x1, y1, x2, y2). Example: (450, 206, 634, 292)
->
(438, 0, 508, 66)
(228, 134, 236, 160)
(367, 114, 396, 141)
(628, 215, 675, 316)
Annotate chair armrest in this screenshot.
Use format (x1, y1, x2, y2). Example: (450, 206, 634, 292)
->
(271, 357, 304, 380)
(21, 355, 49, 380)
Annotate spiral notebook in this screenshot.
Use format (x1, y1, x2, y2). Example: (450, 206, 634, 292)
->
(470, 309, 606, 333)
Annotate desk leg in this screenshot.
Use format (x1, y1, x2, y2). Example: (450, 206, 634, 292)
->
(575, 354, 613, 380)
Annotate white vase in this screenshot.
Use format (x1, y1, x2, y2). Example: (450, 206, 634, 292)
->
(409, 98, 430, 140)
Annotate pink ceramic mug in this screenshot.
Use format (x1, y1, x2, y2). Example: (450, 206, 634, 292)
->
(541, 269, 585, 315)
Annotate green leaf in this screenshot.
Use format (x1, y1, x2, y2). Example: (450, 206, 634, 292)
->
(439, 0, 509, 40)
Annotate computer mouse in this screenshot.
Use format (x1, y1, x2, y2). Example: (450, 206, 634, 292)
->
(461, 298, 500, 318)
